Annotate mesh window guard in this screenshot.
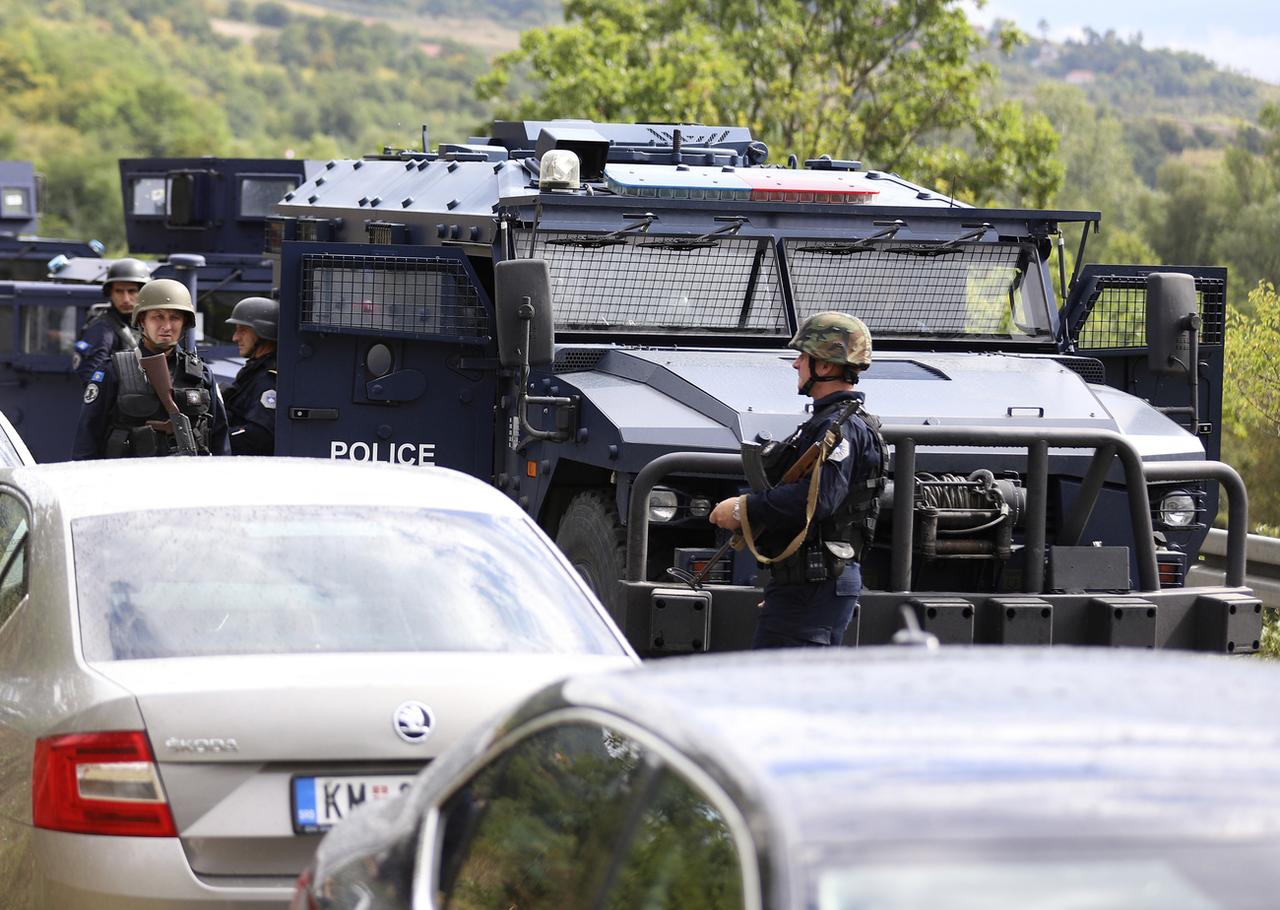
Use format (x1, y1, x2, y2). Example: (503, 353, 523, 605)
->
(1076, 275, 1225, 350)
(786, 240, 1051, 339)
(300, 254, 488, 341)
(518, 229, 789, 335)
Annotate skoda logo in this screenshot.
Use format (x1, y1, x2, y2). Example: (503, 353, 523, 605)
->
(393, 700, 435, 745)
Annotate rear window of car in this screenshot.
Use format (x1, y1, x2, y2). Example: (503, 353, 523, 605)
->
(73, 505, 625, 660)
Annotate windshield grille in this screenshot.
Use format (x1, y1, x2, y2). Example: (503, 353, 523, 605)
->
(299, 253, 488, 341)
(786, 240, 1048, 339)
(1074, 273, 1225, 350)
(519, 230, 789, 335)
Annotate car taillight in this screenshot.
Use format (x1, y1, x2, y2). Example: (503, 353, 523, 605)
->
(33, 731, 177, 837)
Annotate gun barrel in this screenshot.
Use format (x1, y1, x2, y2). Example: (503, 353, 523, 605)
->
(139, 353, 179, 416)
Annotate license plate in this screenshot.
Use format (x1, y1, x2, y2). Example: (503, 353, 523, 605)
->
(291, 773, 416, 834)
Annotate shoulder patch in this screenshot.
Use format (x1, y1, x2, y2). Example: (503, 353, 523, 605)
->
(828, 437, 850, 463)
(74, 340, 90, 352)
(261, 389, 277, 410)
(90, 370, 105, 382)
(83, 382, 99, 404)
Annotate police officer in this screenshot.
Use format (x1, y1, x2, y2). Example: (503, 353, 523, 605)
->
(222, 296, 278, 455)
(72, 258, 150, 384)
(710, 312, 884, 648)
(72, 278, 231, 459)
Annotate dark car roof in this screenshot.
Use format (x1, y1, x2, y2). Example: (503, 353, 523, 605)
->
(549, 648, 1280, 845)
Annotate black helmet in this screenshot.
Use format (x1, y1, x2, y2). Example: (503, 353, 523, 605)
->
(101, 258, 151, 297)
(225, 296, 279, 341)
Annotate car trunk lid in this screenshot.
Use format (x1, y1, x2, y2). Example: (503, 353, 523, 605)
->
(89, 651, 633, 876)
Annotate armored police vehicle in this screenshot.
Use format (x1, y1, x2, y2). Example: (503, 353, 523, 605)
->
(118, 157, 316, 336)
(0, 158, 313, 461)
(269, 120, 1259, 654)
(0, 160, 103, 281)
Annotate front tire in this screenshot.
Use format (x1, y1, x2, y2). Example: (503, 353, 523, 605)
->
(555, 489, 627, 623)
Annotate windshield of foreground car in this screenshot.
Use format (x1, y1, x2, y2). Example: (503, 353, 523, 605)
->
(73, 506, 625, 660)
(814, 844, 1276, 909)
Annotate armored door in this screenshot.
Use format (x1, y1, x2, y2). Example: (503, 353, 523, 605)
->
(276, 242, 498, 476)
(0, 282, 100, 461)
(1061, 264, 1226, 460)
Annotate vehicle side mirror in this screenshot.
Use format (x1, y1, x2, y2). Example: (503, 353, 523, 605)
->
(494, 259, 555, 369)
(1146, 272, 1198, 375)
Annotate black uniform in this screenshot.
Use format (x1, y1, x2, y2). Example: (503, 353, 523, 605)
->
(744, 390, 884, 647)
(72, 306, 137, 384)
(72, 345, 231, 459)
(223, 351, 277, 455)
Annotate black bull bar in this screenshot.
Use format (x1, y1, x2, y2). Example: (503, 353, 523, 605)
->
(620, 426, 1259, 653)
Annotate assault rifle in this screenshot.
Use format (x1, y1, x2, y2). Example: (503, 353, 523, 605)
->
(140, 353, 199, 456)
(668, 401, 859, 590)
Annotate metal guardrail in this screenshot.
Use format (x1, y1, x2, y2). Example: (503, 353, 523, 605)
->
(1191, 529, 1280, 608)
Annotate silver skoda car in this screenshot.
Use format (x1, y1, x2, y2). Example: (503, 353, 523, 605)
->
(0, 457, 636, 908)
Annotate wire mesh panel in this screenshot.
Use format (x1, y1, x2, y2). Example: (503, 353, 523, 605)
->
(1076, 274, 1226, 350)
(785, 240, 1051, 339)
(518, 229, 788, 335)
(299, 253, 488, 341)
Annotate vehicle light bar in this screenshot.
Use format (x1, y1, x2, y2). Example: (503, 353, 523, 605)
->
(603, 164, 880, 204)
(33, 730, 177, 837)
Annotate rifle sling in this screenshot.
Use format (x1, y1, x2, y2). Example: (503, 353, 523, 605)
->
(738, 399, 860, 566)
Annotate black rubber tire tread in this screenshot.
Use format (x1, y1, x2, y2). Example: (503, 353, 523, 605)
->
(555, 489, 628, 620)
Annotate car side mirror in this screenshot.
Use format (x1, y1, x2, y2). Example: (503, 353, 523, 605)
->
(494, 259, 555, 369)
(1146, 272, 1198, 375)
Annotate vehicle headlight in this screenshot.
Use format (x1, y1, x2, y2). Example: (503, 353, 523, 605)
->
(1158, 491, 1196, 527)
(688, 496, 712, 518)
(648, 488, 679, 522)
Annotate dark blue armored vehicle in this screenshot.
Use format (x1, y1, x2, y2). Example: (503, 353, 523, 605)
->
(0, 158, 313, 461)
(118, 157, 316, 337)
(0, 160, 103, 281)
(270, 120, 1259, 654)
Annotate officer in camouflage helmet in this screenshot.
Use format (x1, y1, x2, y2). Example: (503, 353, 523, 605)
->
(72, 278, 231, 459)
(72, 257, 150, 384)
(710, 311, 885, 648)
(222, 296, 279, 455)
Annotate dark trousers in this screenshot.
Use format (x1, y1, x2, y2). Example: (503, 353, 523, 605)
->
(752, 563, 862, 649)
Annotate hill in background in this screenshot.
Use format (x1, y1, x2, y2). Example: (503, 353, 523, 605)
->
(7, 0, 1280, 250)
(985, 25, 1280, 184)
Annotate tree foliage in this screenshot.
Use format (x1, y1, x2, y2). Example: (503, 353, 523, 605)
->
(0, 0, 487, 251)
(477, 0, 1063, 206)
(1227, 282, 1280, 438)
(1223, 282, 1280, 530)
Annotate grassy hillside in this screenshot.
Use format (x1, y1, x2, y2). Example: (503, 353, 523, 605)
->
(0, 0, 492, 250)
(986, 27, 1280, 184)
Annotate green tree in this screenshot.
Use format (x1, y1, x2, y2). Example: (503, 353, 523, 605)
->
(1223, 282, 1280, 530)
(1032, 83, 1156, 265)
(478, 0, 1063, 206)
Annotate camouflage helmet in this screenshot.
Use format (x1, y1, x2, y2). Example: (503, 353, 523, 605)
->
(788, 311, 872, 369)
(225, 296, 279, 341)
(101, 257, 151, 297)
(132, 278, 196, 328)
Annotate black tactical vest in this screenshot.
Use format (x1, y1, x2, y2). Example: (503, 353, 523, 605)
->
(769, 398, 888, 584)
(104, 348, 214, 457)
(817, 403, 888, 559)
